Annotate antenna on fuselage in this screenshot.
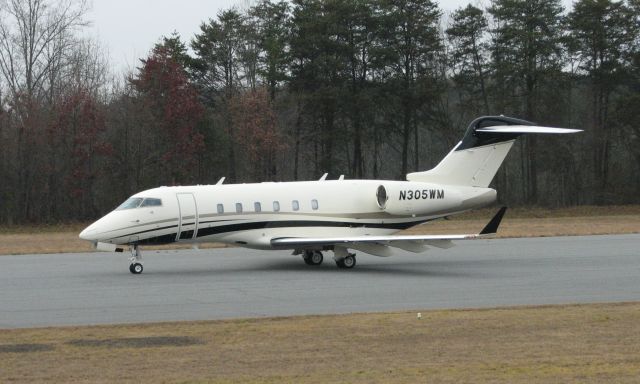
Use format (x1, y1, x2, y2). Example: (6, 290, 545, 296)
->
(216, 177, 226, 185)
(319, 173, 328, 181)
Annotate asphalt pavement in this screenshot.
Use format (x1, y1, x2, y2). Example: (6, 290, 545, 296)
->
(0, 234, 638, 328)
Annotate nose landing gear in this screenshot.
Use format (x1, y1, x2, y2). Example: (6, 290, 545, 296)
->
(129, 245, 143, 274)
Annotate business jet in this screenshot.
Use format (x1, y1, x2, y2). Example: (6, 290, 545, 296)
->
(79, 115, 580, 274)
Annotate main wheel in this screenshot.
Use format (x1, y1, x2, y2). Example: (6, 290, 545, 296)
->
(303, 251, 323, 265)
(310, 251, 323, 265)
(336, 254, 356, 269)
(129, 263, 143, 274)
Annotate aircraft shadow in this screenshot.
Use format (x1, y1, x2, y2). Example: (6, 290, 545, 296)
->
(137, 258, 495, 279)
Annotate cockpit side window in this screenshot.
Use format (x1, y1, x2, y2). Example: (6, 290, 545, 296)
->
(116, 197, 143, 210)
(140, 198, 162, 207)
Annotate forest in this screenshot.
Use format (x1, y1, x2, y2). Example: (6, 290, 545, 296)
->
(0, 0, 638, 224)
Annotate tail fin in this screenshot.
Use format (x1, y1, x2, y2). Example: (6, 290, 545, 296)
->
(406, 116, 581, 187)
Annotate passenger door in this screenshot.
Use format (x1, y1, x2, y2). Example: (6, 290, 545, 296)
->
(176, 193, 198, 241)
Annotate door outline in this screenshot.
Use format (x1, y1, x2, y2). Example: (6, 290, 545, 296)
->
(176, 193, 198, 241)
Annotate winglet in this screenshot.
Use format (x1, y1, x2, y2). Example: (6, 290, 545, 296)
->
(479, 207, 507, 235)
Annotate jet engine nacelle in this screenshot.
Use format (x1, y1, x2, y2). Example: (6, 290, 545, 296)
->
(375, 182, 464, 216)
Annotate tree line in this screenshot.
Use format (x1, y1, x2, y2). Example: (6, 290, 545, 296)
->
(0, 0, 639, 224)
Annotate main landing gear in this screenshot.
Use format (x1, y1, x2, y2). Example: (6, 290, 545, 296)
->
(335, 254, 356, 269)
(333, 246, 356, 269)
(302, 250, 324, 265)
(300, 248, 357, 269)
(129, 245, 143, 274)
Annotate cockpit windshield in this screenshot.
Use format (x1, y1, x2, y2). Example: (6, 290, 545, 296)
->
(116, 197, 162, 210)
(117, 198, 143, 210)
(140, 198, 162, 207)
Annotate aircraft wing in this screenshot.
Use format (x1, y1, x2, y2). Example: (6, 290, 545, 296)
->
(270, 207, 507, 256)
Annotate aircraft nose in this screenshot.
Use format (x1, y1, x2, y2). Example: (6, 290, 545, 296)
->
(79, 218, 106, 241)
(79, 225, 98, 241)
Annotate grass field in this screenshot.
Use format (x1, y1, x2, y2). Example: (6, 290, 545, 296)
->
(0, 205, 638, 255)
(1, 302, 640, 383)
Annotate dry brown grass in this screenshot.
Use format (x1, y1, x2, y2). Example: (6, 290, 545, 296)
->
(0, 205, 638, 255)
(406, 207, 640, 238)
(0, 232, 228, 255)
(1, 302, 640, 383)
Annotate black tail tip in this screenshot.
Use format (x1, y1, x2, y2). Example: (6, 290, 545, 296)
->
(480, 206, 508, 235)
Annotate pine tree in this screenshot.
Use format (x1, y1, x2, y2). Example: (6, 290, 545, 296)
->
(488, 0, 565, 203)
(567, 0, 638, 197)
(446, 4, 490, 116)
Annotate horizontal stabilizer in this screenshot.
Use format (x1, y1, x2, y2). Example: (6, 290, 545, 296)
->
(476, 125, 582, 134)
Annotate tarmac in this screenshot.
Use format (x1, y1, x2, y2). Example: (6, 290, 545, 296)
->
(0, 234, 638, 328)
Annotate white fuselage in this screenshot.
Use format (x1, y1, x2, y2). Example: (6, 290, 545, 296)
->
(79, 179, 496, 250)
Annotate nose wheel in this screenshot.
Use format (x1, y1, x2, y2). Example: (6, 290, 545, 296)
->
(129, 262, 143, 274)
(129, 245, 143, 274)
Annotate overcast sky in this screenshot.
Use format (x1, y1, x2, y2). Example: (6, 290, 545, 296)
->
(87, 0, 240, 72)
(86, 0, 572, 74)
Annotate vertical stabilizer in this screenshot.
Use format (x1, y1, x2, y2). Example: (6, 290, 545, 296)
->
(406, 116, 581, 187)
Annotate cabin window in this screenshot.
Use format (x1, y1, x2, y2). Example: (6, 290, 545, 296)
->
(217, 204, 224, 214)
(140, 198, 162, 207)
(236, 203, 243, 213)
(273, 201, 280, 212)
(254, 202, 262, 212)
(311, 199, 319, 210)
(116, 197, 143, 210)
(292, 200, 300, 211)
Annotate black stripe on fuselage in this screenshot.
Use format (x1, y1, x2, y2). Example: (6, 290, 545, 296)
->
(195, 219, 428, 238)
(136, 233, 179, 245)
(107, 224, 179, 240)
(116, 218, 434, 245)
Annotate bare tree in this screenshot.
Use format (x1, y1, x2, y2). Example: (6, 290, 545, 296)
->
(0, 0, 88, 114)
(0, 0, 88, 222)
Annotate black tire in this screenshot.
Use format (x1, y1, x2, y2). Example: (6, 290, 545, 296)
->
(343, 255, 356, 268)
(303, 251, 314, 265)
(130, 263, 143, 274)
(303, 251, 323, 265)
(336, 255, 356, 269)
(310, 251, 323, 265)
